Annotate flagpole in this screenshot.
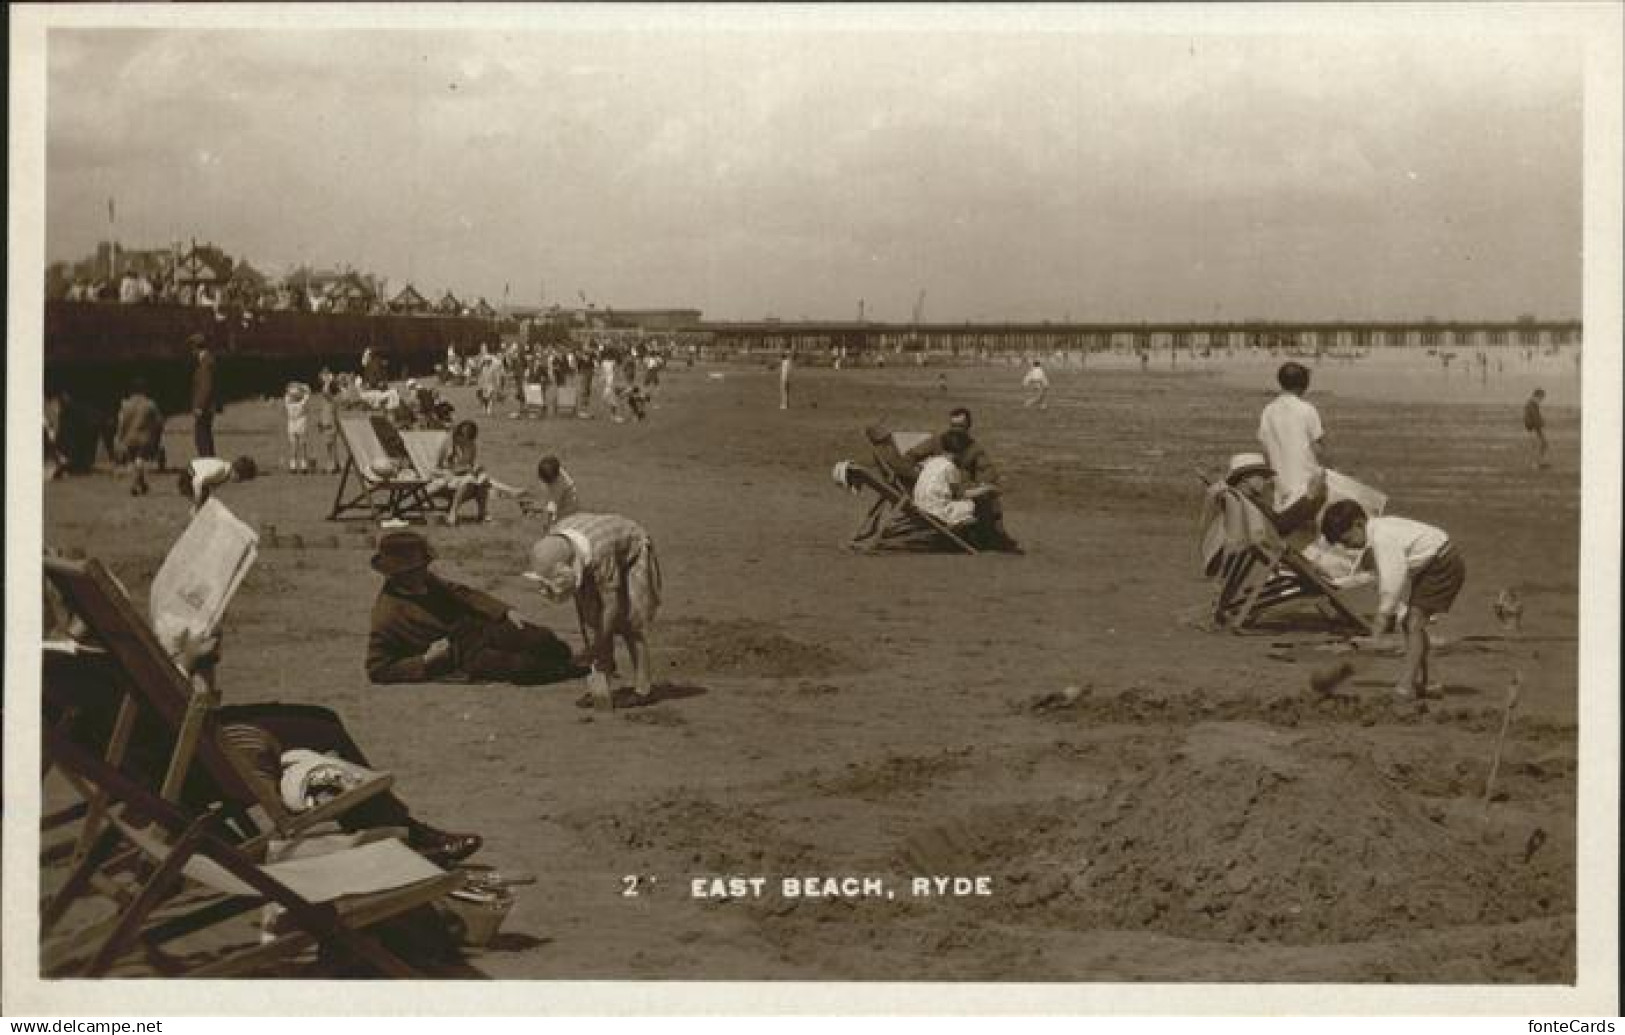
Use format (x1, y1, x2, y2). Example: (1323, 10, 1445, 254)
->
(107, 197, 117, 280)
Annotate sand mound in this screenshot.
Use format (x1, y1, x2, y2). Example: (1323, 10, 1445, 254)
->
(670, 618, 846, 679)
(1020, 683, 1577, 737)
(1058, 722, 1567, 944)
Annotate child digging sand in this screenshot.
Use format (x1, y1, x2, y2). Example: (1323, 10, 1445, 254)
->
(1319, 500, 1466, 700)
(519, 454, 581, 531)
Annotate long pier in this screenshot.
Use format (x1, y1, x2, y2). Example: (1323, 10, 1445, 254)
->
(43, 299, 1583, 412)
(697, 318, 1583, 356)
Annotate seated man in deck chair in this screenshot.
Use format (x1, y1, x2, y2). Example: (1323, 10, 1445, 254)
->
(1199, 452, 1368, 586)
(367, 530, 583, 686)
(833, 436, 953, 554)
(42, 580, 483, 866)
(905, 407, 1021, 552)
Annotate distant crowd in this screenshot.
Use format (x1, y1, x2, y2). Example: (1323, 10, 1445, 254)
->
(60, 271, 387, 316)
(440, 336, 685, 424)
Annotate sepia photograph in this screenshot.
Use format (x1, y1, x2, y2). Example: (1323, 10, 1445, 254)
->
(5, 2, 1620, 1017)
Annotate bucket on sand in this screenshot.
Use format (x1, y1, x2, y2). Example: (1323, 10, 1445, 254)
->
(439, 886, 515, 947)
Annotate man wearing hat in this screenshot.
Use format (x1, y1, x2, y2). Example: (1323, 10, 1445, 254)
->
(1199, 452, 1282, 578)
(526, 513, 662, 708)
(187, 332, 218, 458)
(1224, 452, 1276, 510)
(367, 530, 579, 685)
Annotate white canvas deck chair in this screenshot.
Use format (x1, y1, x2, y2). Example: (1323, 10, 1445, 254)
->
(555, 382, 580, 417)
(518, 383, 548, 418)
(1200, 471, 1384, 634)
(39, 555, 400, 963)
(329, 416, 451, 522)
(43, 727, 461, 978)
(838, 429, 978, 554)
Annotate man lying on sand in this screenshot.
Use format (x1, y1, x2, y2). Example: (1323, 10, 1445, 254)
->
(366, 530, 581, 686)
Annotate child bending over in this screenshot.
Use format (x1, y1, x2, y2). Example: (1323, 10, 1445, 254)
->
(1320, 500, 1466, 700)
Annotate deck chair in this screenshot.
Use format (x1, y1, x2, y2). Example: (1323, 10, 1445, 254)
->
(517, 384, 547, 418)
(43, 728, 461, 978)
(41, 556, 396, 941)
(1201, 480, 1374, 634)
(837, 429, 977, 554)
(555, 383, 580, 417)
(329, 416, 450, 522)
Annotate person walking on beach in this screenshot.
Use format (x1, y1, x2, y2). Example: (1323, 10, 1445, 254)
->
(779, 349, 793, 410)
(114, 377, 164, 496)
(1022, 359, 1051, 409)
(1523, 388, 1549, 469)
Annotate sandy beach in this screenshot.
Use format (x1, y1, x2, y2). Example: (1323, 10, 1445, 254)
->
(39, 357, 1582, 982)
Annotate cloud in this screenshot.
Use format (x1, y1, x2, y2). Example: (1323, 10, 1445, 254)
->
(43, 23, 1584, 320)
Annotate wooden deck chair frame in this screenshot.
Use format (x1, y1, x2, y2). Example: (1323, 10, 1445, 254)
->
(43, 729, 460, 979)
(846, 430, 977, 555)
(329, 416, 449, 522)
(1201, 482, 1371, 635)
(40, 556, 395, 941)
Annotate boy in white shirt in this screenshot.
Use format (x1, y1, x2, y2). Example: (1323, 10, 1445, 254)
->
(1258, 362, 1330, 535)
(1320, 500, 1466, 700)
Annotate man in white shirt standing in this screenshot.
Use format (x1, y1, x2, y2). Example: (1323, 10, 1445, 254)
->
(778, 349, 793, 410)
(1320, 500, 1466, 700)
(1257, 361, 1330, 535)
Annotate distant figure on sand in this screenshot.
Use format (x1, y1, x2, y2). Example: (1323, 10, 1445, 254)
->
(1257, 361, 1330, 535)
(1523, 388, 1549, 469)
(315, 377, 341, 473)
(1022, 360, 1051, 409)
(779, 349, 793, 410)
(188, 333, 218, 459)
(114, 377, 165, 496)
(283, 381, 312, 474)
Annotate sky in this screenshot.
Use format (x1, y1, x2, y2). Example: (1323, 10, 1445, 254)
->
(42, 10, 1586, 323)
